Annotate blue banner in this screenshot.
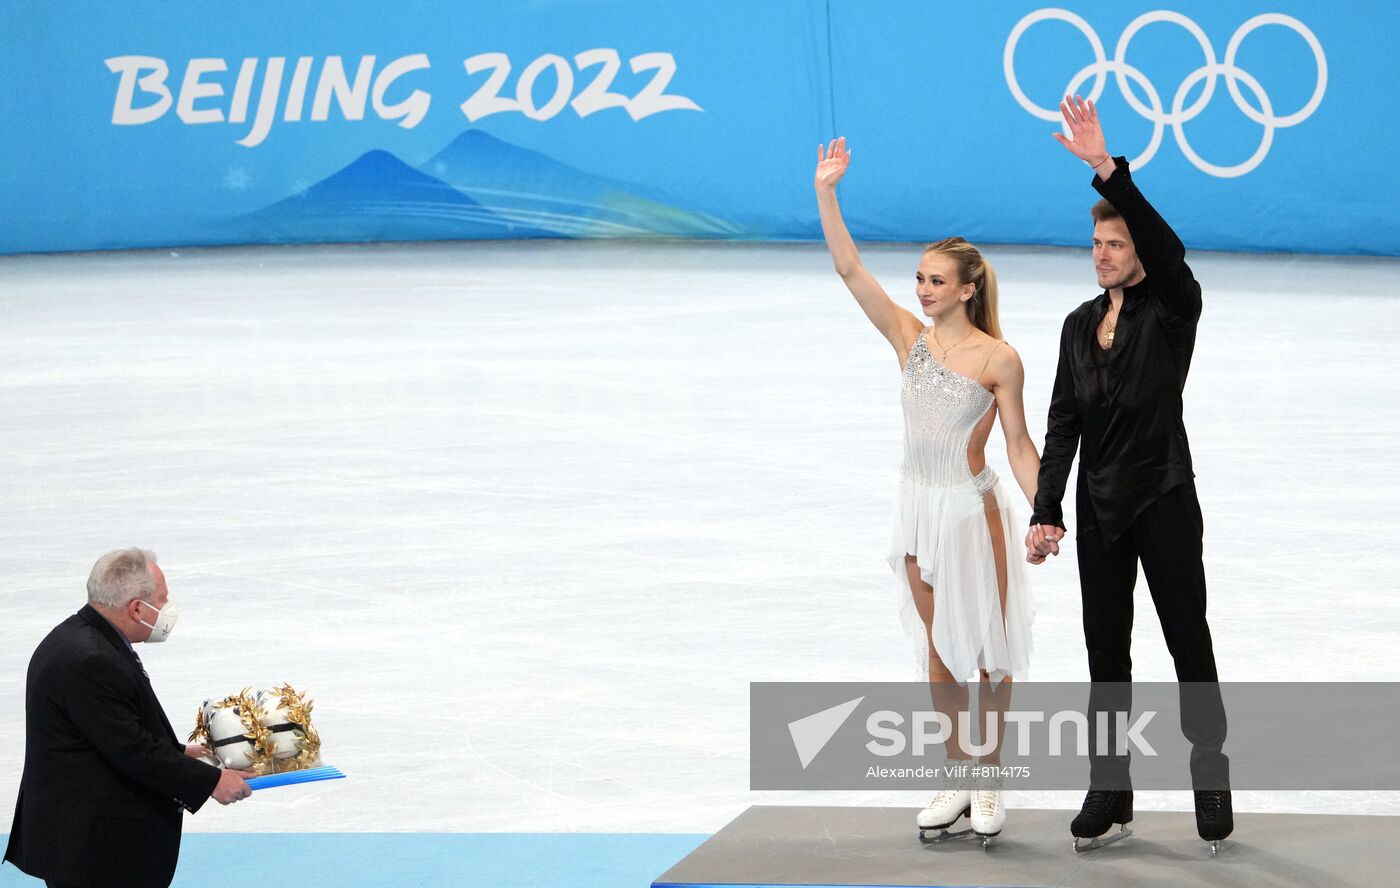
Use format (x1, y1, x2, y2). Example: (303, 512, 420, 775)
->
(1, 2, 1394, 255)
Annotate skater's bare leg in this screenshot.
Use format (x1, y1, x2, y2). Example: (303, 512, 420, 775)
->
(909, 554, 978, 839)
(978, 490, 1013, 764)
(907, 554, 972, 760)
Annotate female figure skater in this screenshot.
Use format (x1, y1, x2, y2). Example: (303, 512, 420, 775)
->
(815, 137, 1043, 846)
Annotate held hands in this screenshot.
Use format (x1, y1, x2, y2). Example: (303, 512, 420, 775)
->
(1051, 95, 1112, 172)
(212, 768, 256, 806)
(1024, 524, 1063, 565)
(815, 136, 850, 191)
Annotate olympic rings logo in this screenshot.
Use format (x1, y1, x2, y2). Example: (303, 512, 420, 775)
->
(1004, 9, 1327, 177)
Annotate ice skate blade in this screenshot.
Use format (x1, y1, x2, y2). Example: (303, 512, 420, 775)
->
(918, 826, 973, 844)
(975, 832, 1000, 850)
(1208, 838, 1225, 857)
(916, 804, 970, 837)
(1072, 824, 1133, 853)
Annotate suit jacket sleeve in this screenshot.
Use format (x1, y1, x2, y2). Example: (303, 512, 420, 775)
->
(63, 652, 222, 812)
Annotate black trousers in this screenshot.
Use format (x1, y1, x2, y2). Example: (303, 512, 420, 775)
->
(1077, 480, 1229, 790)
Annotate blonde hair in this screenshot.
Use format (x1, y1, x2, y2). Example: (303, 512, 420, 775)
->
(922, 237, 1002, 339)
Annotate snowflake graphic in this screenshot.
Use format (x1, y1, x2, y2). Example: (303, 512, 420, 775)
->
(222, 166, 252, 191)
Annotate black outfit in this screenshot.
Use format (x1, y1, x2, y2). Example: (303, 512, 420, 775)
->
(5, 605, 222, 888)
(1031, 158, 1200, 543)
(1031, 158, 1228, 790)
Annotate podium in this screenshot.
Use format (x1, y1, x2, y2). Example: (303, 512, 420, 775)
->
(653, 805, 1396, 887)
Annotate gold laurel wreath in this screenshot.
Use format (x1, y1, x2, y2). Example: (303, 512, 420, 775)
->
(188, 706, 210, 745)
(271, 682, 323, 771)
(188, 684, 322, 775)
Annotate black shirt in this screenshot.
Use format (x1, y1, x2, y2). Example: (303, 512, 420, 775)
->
(1030, 157, 1201, 545)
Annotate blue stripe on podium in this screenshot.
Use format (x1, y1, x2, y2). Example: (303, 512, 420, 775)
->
(0, 833, 708, 888)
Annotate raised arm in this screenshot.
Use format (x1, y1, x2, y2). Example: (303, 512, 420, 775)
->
(1054, 96, 1201, 325)
(815, 137, 921, 352)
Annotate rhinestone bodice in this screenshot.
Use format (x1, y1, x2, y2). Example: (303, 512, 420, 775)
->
(900, 330, 995, 487)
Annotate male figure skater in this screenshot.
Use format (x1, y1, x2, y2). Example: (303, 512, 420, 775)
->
(1025, 96, 1232, 853)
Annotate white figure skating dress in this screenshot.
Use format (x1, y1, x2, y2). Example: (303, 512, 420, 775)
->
(890, 329, 1034, 683)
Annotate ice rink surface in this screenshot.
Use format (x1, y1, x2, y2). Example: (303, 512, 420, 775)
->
(1, 240, 1397, 834)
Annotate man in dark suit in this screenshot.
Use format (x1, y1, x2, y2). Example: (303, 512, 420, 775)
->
(1026, 97, 1231, 854)
(4, 548, 252, 888)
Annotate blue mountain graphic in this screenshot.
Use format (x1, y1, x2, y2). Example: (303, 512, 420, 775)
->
(249, 149, 555, 242)
(421, 130, 743, 238)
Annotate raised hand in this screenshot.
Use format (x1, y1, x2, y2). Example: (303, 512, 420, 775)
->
(815, 136, 851, 191)
(1051, 95, 1111, 170)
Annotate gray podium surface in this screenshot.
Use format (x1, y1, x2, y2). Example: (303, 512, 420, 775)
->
(653, 805, 1394, 888)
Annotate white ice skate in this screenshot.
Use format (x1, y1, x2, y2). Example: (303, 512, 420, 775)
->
(970, 788, 1004, 849)
(916, 789, 972, 842)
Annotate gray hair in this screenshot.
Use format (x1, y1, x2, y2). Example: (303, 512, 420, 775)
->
(86, 548, 159, 608)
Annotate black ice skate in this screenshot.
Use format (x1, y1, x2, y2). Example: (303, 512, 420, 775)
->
(1070, 789, 1133, 852)
(1194, 789, 1233, 856)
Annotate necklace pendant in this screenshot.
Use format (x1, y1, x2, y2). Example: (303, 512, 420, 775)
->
(1105, 330, 1115, 343)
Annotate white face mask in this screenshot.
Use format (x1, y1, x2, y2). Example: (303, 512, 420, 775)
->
(136, 599, 180, 643)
